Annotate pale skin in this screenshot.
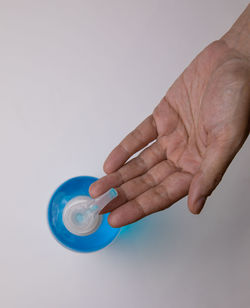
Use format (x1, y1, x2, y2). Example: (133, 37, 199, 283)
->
(90, 5, 250, 228)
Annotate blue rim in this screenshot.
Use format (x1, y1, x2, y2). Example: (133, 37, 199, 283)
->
(47, 176, 120, 252)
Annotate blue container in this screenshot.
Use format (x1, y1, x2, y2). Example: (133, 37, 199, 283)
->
(48, 176, 120, 252)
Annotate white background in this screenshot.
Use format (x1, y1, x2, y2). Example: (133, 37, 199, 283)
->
(0, 1, 249, 307)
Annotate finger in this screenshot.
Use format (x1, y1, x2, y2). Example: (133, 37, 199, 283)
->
(100, 160, 177, 214)
(188, 141, 239, 214)
(103, 115, 158, 173)
(89, 141, 165, 197)
(108, 171, 192, 227)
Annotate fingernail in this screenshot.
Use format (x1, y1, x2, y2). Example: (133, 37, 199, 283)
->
(103, 160, 112, 174)
(108, 213, 121, 228)
(89, 184, 97, 197)
(194, 197, 207, 214)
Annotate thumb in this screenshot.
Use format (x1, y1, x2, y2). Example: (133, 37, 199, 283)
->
(188, 141, 239, 214)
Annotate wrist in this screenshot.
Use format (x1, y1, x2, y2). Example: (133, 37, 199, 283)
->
(221, 4, 250, 59)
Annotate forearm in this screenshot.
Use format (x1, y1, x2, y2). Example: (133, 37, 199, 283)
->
(221, 4, 250, 59)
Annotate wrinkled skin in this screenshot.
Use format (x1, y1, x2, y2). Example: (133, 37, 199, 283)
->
(90, 40, 250, 228)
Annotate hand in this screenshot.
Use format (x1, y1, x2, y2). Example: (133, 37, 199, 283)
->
(90, 13, 250, 228)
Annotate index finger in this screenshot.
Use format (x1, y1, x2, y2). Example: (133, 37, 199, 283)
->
(103, 115, 157, 173)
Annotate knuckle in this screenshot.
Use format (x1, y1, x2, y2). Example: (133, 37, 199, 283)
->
(155, 184, 170, 202)
(134, 199, 146, 217)
(142, 172, 156, 188)
(130, 128, 144, 143)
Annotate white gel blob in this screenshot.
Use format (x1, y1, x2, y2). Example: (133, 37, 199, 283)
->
(62, 189, 118, 236)
(63, 196, 102, 236)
